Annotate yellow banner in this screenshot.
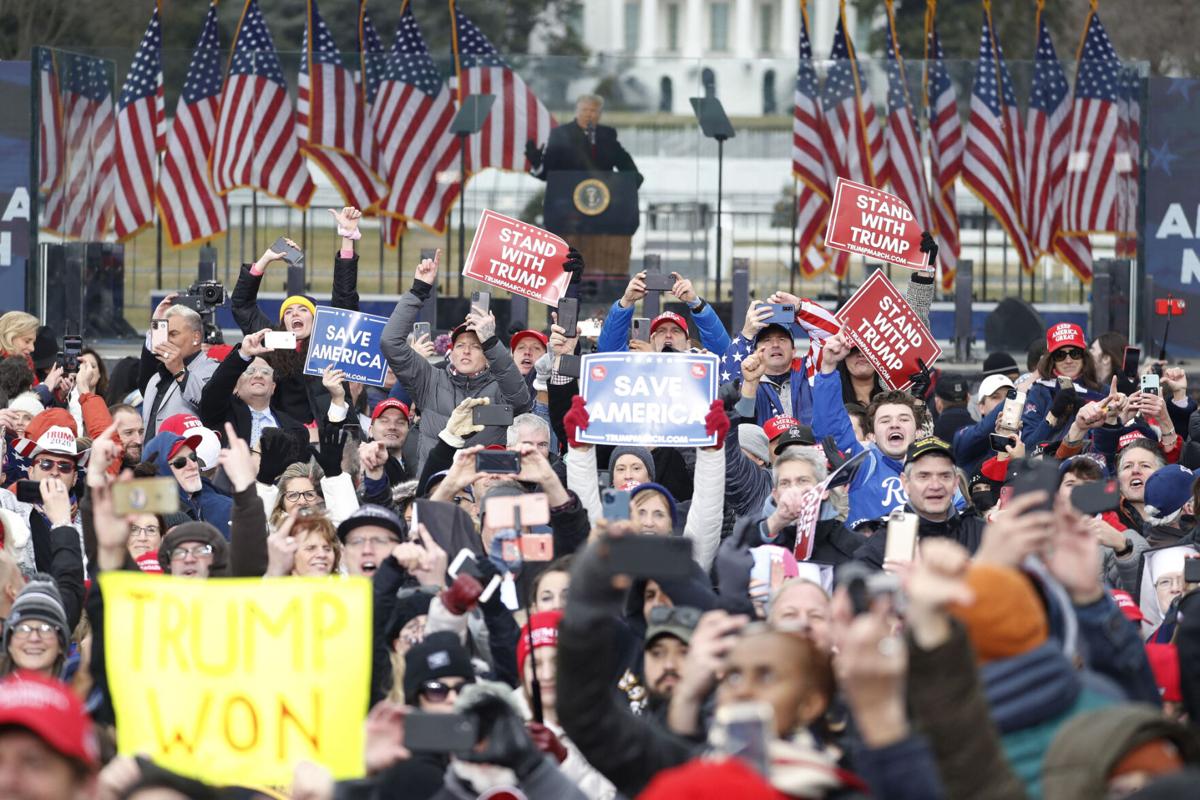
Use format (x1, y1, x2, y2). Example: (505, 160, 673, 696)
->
(100, 572, 372, 786)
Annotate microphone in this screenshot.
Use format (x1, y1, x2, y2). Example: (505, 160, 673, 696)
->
(586, 122, 596, 146)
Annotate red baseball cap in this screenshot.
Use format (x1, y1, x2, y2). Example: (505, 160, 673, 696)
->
(762, 415, 800, 441)
(517, 610, 563, 674)
(371, 399, 412, 422)
(1046, 323, 1086, 354)
(0, 671, 98, 767)
(1111, 589, 1144, 623)
(650, 311, 688, 337)
(168, 432, 205, 461)
(205, 344, 235, 362)
(509, 330, 548, 351)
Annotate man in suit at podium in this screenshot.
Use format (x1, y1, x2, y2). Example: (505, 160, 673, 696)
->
(526, 94, 643, 186)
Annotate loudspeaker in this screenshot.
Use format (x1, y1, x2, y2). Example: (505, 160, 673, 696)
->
(984, 297, 1045, 354)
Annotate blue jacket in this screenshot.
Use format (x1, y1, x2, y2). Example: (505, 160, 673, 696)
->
(810, 372, 907, 528)
(597, 298, 731, 355)
(142, 432, 233, 539)
(1021, 379, 1106, 447)
(720, 333, 815, 425)
(952, 402, 1004, 477)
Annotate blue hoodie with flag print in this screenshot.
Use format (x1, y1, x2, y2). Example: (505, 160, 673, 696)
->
(809, 371, 908, 528)
(720, 332, 816, 426)
(141, 432, 232, 539)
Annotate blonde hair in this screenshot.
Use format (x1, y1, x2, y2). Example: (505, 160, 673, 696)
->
(0, 312, 38, 355)
(269, 461, 325, 529)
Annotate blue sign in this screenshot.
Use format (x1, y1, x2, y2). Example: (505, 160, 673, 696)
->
(303, 306, 390, 387)
(1145, 77, 1200, 356)
(0, 62, 30, 312)
(579, 352, 719, 448)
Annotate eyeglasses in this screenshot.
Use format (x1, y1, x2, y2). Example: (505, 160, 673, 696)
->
(11, 622, 57, 638)
(170, 544, 214, 561)
(647, 605, 701, 629)
(419, 679, 467, 703)
(284, 490, 321, 504)
(35, 459, 75, 475)
(345, 535, 395, 549)
(130, 525, 161, 539)
(244, 366, 274, 377)
(1053, 348, 1085, 362)
(1155, 575, 1185, 591)
(170, 453, 199, 470)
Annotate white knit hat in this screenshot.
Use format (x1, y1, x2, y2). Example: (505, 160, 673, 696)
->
(7, 392, 44, 417)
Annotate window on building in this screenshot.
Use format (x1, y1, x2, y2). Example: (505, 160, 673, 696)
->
(666, 3, 681, 52)
(624, 2, 640, 53)
(710, 2, 730, 52)
(759, 2, 774, 54)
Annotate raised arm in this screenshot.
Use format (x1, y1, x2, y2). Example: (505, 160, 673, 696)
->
(232, 244, 292, 335)
(470, 304, 532, 413)
(379, 251, 439, 402)
(812, 332, 864, 456)
(329, 207, 362, 311)
(596, 273, 646, 353)
(669, 273, 731, 355)
(683, 443, 726, 571)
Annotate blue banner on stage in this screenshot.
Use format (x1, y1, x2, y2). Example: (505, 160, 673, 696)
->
(303, 306, 390, 387)
(578, 352, 719, 448)
(0, 62, 29, 313)
(1145, 77, 1200, 356)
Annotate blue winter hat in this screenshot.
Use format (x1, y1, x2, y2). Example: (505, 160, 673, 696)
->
(630, 482, 678, 527)
(1144, 464, 1196, 523)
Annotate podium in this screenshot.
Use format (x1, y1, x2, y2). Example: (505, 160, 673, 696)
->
(544, 171, 640, 276)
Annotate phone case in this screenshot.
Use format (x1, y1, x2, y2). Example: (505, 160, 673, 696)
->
(883, 513, 918, 563)
(643, 273, 676, 291)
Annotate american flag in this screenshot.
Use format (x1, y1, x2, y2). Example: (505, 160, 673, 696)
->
(211, 0, 315, 207)
(113, 8, 165, 241)
(1114, 66, 1140, 258)
(298, 0, 383, 211)
(357, 7, 405, 245)
(923, 26, 963, 291)
(883, 19, 930, 234)
(372, 1, 462, 233)
(1064, 9, 1124, 236)
(451, 3, 555, 175)
(1024, 16, 1092, 281)
(790, 4, 832, 277)
(37, 49, 64, 198)
(963, 7, 1034, 272)
(158, 1, 228, 248)
(43, 54, 115, 240)
(820, 12, 887, 278)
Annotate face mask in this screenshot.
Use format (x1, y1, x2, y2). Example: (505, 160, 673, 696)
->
(488, 529, 523, 574)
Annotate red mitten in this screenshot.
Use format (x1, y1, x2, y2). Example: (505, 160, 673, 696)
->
(563, 395, 590, 448)
(705, 399, 730, 448)
(526, 722, 568, 763)
(440, 573, 483, 615)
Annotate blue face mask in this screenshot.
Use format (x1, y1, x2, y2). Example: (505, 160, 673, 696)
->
(489, 528, 523, 574)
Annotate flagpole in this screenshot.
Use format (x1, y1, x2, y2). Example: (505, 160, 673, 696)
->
(252, 190, 258, 257)
(156, 154, 164, 289)
(789, 178, 798, 295)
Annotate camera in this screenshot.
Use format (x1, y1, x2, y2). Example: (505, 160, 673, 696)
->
(173, 281, 228, 313)
(838, 561, 902, 615)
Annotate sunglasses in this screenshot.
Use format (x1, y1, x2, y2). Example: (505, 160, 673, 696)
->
(1053, 348, 1085, 362)
(418, 679, 467, 703)
(35, 459, 75, 475)
(170, 453, 199, 470)
(647, 605, 702, 629)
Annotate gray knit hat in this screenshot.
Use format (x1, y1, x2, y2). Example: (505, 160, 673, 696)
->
(737, 424, 770, 465)
(610, 446, 656, 482)
(4, 575, 69, 651)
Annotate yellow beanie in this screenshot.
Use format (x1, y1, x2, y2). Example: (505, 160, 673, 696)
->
(279, 295, 316, 322)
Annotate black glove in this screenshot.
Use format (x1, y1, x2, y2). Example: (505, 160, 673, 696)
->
(714, 535, 755, 616)
(907, 358, 934, 400)
(1049, 384, 1079, 421)
(314, 420, 350, 477)
(458, 692, 544, 780)
(524, 140, 544, 170)
(919, 230, 938, 267)
(561, 246, 585, 275)
(256, 427, 308, 486)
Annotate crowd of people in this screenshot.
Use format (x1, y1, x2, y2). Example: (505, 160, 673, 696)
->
(0, 206, 1198, 800)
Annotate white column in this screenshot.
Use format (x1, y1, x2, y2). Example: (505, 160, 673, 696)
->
(685, 0, 704, 58)
(639, 0, 659, 57)
(609, 0, 626, 53)
(779, 0, 798, 58)
(734, 0, 754, 57)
